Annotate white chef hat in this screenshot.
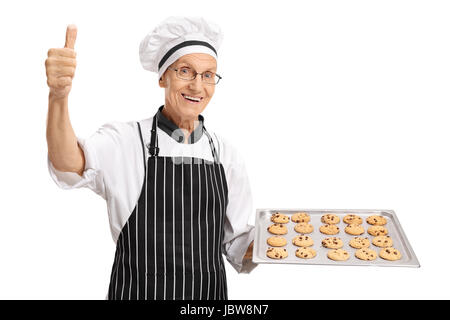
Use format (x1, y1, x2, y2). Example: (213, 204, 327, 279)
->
(139, 16, 223, 79)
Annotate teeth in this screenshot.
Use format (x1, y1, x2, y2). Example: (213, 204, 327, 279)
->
(183, 94, 201, 102)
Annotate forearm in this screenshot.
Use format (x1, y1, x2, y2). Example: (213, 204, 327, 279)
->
(46, 93, 85, 175)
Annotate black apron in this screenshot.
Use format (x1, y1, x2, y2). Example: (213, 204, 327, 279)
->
(107, 112, 229, 300)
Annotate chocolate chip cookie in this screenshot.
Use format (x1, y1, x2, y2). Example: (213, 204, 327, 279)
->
(355, 248, 378, 261)
(292, 235, 314, 247)
(295, 247, 317, 259)
(294, 222, 314, 234)
(349, 237, 370, 249)
(270, 212, 290, 224)
(379, 247, 402, 261)
(321, 214, 340, 224)
(366, 215, 387, 226)
(267, 223, 288, 235)
(327, 248, 350, 261)
(372, 235, 393, 248)
(345, 223, 365, 235)
(319, 224, 340, 235)
(266, 247, 288, 259)
(343, 214, 363, 225)
(266, 236, 287, 247)
(367, 225, 388, 236)
(321, 237, 343, 249)
(291, 212, 311, 223)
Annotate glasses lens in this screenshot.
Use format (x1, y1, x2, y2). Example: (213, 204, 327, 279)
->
(177, 67, 196, 80)
(175, 67, 220, 84)
(201, 71, 216, 84)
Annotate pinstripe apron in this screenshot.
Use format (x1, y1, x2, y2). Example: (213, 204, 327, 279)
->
(107, 112, 229, 300)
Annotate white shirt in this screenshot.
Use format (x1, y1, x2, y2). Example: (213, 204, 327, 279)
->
(47, 114, 257, 273)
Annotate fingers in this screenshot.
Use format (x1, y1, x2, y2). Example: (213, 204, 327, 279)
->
(46, 68, 74, 89)
(45, 54, 77, 84)
(47, 76, 72, 89)
(46, 54, 77, 67)
(46, 65, 76, 78)
(64, 24, 77, 49)
(47, 48, 76, 59)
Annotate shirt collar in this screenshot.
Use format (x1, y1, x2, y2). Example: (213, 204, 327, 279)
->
(156, 105, 204, 144)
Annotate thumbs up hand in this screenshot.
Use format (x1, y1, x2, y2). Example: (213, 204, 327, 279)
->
(45, 25, 78, 99)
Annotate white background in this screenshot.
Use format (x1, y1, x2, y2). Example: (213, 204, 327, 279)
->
(0, 0, 449, 299)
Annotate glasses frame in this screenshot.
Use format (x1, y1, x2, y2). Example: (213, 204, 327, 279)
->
(168, 66, 222, 85)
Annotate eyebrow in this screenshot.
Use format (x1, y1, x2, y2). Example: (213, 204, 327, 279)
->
(177, 61, 217, 71)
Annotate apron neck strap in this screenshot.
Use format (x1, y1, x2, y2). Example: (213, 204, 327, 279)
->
(148, 111, 160, 156)
(148, 110, 219, 163)
(202, 124, 219, 163)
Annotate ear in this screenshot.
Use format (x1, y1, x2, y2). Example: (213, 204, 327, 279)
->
(159, 76, 168, 88)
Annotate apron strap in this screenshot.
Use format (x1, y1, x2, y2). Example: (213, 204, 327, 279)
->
(148, 113, 160, 157)
(136, 122, 147, 168)
(202, 124, 219, 163)
(147, 109, 219, 163)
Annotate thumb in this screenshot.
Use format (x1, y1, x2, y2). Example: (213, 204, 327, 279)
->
(64, 24, 77, 49)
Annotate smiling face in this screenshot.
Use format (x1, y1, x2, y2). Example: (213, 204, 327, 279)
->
(159, 53, 217, 121)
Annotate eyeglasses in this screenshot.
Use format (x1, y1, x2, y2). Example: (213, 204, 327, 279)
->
(168, 66, 222, 85)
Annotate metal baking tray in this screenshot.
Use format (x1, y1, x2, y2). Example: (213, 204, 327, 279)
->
(252, 209, 420, 267)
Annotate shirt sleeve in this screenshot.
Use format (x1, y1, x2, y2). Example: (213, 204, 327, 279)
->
(47, 121, 139, 201)
(217, 134, 258, 274)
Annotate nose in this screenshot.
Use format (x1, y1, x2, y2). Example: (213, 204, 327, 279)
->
(188, 73, 204, 91)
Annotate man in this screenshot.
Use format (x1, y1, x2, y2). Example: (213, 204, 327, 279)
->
(46, 17, 256, 300)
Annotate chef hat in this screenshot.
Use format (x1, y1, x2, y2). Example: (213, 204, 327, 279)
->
(139, 16, 223, 79)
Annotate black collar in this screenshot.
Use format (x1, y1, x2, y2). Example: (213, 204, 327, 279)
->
(156, 105, 204, 144)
